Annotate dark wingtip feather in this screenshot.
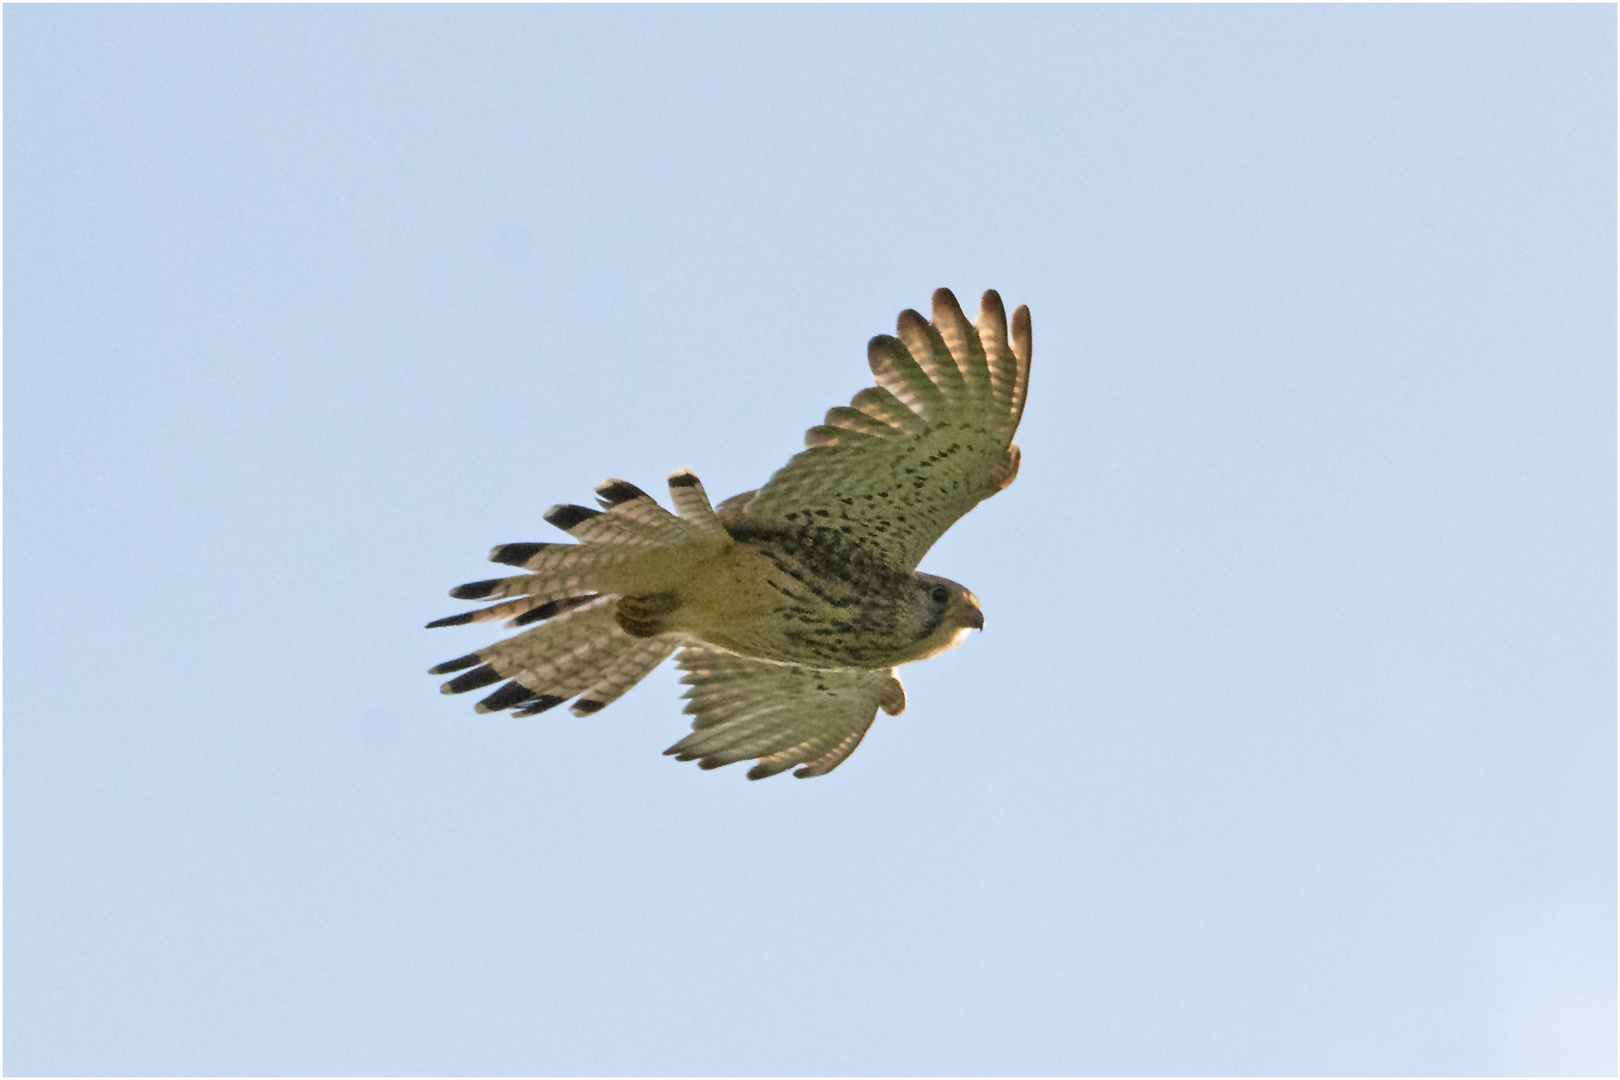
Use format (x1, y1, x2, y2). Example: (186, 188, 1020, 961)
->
(572, 698, 606, 716)
(1012, 304, 1032, 360)
(425, 611, 479, 629)
(441, 663, 504, 694)
(428, 652, 483, 675)
(489, 542, 555, 567)
(450, 578, 507, 601)
(510, 602, 555, 628)
(513, 694, 566, 716)
(544, 504, 601, 532)
(980, 289, 1006, 325)
(667, 470, 699, 488)
(476, 681, 540, 713)
(594, 479, 649, 507)
(510, 594, 598, 628)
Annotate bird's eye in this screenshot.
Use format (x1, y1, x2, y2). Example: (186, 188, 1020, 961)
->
(930, 585, 948, 604)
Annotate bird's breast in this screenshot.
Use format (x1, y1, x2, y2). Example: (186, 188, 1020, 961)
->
(674, 527, 916, 668)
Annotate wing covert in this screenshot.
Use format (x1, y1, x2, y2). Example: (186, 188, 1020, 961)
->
(666, 646, 906, 779)
(737, 289, 1031, 572)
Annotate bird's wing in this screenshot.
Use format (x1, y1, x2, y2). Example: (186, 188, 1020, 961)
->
(736, 288, 1031, 572)
(431, 594, 686, 718)
(665, 645, 907, 780)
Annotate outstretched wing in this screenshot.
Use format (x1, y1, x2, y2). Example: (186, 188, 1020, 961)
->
(430, 594, 685, 718)
(666, 646, 907, 780)
(736, 288, 1032, 572)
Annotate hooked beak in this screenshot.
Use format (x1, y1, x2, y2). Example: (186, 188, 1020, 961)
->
(962, 591, 984, 631)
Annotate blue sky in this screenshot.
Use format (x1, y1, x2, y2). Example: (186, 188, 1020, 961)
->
(5, 5, 1614, 1075)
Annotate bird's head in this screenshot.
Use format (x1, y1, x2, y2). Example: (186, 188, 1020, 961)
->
(899, 573, 983, 663)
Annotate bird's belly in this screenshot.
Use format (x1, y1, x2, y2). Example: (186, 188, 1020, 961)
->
(673, 546, 904, 668)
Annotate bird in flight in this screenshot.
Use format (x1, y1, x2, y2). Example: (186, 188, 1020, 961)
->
(429, 288, 1031, 779)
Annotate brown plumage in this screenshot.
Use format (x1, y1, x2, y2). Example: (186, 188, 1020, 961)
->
(428, 288, 1031, 779)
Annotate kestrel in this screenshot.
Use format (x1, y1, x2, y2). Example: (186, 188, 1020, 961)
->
(429, 288, 1031, 779)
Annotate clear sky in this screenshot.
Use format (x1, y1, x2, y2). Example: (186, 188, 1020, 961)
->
(5, 5, 1614, 1076)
